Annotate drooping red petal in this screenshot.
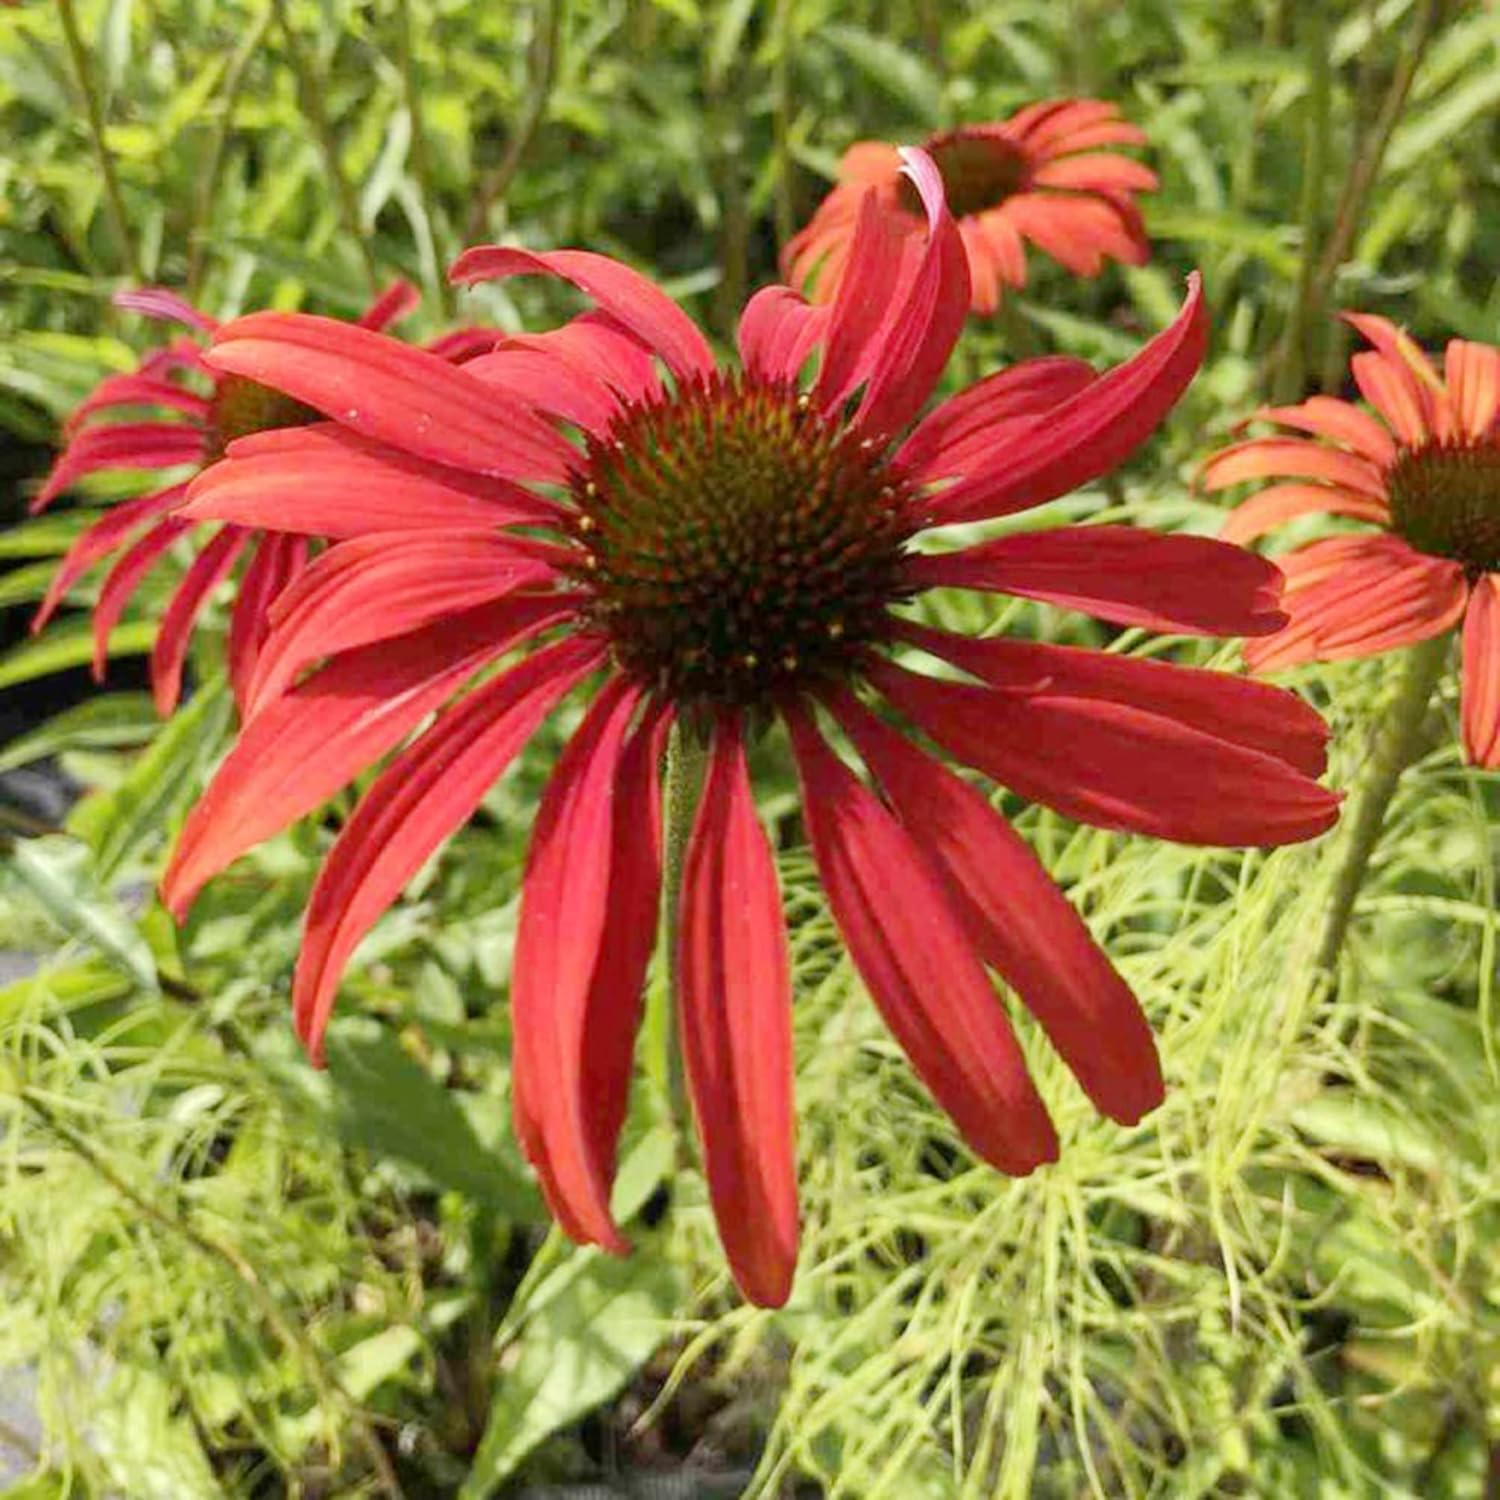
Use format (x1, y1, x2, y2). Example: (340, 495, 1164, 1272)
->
(784, 704, 1059, 1176)
(150, 526, 247, 715)
(869, 658, 1340, 847)
(510, 677, 646, 1253)
(904, 524, 1288, 637)
(678, 718, 798, 1308)
(293, 634, 605, 1063)
(449, 246, 716, 384)
(1002, 193, 1147, 276)
(35, 423, 206, 512)
(357, 279, 421, 331)
(113, 287, 219, 333)
(1030, 152, 1159, 194)
(1246, 396, 1396, 467)
(736, 287, 830, 385)
(31, 484, 188, 632)
(1218, 482, 1389, 545)
(180, 422, 564, 536)
(897, 356, 1096, 481)
(92, 518, 188, 681)
(925, 275, 1206, 526)
(226, 532, 308, 714)
(161, 597, 571, 917)
(895, 618, 1330, 776)
(1462, 576, 1500, 768)
(852, 148, 971, 443)
(1200, 437, 1388, 498)
(64, 372, 209, 436)
(206, 313, 574, 482)
(828, 689, 1162, 1125)
(1245, 536, 1468, 673)
(246, 531, 556, 713)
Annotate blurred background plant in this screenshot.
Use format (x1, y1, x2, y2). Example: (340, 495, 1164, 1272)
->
(1, 0, 1498, 1495)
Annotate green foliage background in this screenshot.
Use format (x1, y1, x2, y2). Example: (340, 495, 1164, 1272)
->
(1, 0, 1499, 1495)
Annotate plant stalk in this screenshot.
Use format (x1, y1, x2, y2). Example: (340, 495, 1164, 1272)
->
(1316, 631, 1450, 976)
(393, 0, 454, 314)
(55, 0, 140, 280)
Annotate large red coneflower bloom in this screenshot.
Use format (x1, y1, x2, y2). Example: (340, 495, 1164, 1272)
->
(30, 282, 496, 716)
(1206, 316, 1500, 767)
(783, 101, 1155, 315)
(161, 152, 1335, 1306)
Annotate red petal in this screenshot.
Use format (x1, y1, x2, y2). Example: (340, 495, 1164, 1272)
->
(1247, 396, 1396, 467)
(246, 531, 556, 714)
(92, 518, 187, 682)
(449, 246, 716, 383)
(150, 526, 247, 715)
(1350, 350, 1429, 449)
(1444, 341, 1500, 443)
(1200, 437, 1387, 497)
(357, 279, 421, 331)
(294, 634, 605, 1063)
(829, 689, 1162, 1125)
(207, 313, 574, 482)
(784, 705, 1059, 1175)
(113, 287, 218, 333)
(510, 677, 647, 1252)
(852, 148, 971, 443)
(896, 618, 1330, 776)
(64, 372, 209, 436)
(227, 533, 308, 714)
(1030, 152, 1159, 194)
(181, 422, 564, 536)
(678, 719, 799, 1307)
(161, 597, 570, 916)
(1218, 482, 1389, 545)
(926, 275, 1206, 525)
(35, 423, 205, 512)
(736, 287, 830, 384)
(897, 356, 1097, 480)
(869, 659, 1340, 847)
(905, 524, 1288, 637)
(1462, 576, 1500, 768)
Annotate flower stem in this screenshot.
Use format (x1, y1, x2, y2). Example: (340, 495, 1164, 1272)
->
(771, 0, 797, 250)
(271, 0, 380, 295)
(393, 0, 454, 316)
(1316, 631, 1450, 977)
(55, 0, 140, 280)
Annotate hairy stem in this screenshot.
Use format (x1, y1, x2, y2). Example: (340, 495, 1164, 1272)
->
(1316, 631, 1450, 976)
(188, 1, 274, 298)
(394, 0, 454, 314)
(466, 0, 562, 243)
(55, 0, 140, 280)
(271, 0, 380, 293)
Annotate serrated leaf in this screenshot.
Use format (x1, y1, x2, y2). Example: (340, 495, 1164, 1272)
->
(460, 1251, 681, 1498)
(324, 1019, 543, 1220)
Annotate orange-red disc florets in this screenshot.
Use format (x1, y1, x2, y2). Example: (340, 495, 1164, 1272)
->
(567, 373, 917, 709)
(1388, 442, 1500, 574)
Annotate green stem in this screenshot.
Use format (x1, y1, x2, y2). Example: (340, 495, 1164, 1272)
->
(187, 1, 274, 298)
(393, 0, 454, 315)
(770, 0, 797, 251)
(1316, 631, 1450, 976)
(272, 0, 380, 294)
(55, 0, 140, 280)
(466, 0, 562, 243)
(1273, 1, 1330, 404)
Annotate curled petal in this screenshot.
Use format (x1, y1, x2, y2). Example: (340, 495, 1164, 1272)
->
(678, 718, 798, 1307)
(113, 287, 219, 334)
(294, 635, 605, 1063)
(207, 312, 574, 483)
(905, 524, 1288, 638)
(450, 246, 716, 383)
(785, 705, 1059, 1176)
(737, 287, 830, 385)
(1462, 577, 1500, 768)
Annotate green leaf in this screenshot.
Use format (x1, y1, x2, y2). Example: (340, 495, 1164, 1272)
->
(0, 694, 158, 776)
(324, 1019, 543, 1220)
(460, 1251, 681, 1498)
(0, 958, 135, 1026)
(4, 835, 156, 990)
(0, 618, 156, 692)
(821, 24, 941, 124)
(0, 513, 100, 561)
(1387, 69, 1500, 173)
(707, 0, 758, 87)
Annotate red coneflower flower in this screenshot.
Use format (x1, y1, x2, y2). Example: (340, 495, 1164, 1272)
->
(30, 281, 497, 716)
(161, 152, 1335, 1306)
(783, 101, 1156, 315)
(1206, 316, 1500, 767)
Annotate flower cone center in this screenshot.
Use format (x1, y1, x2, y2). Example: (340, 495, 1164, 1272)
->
(569, 373, 915, 709)
(898, 129, 1030, 219)
(208, 374, 321, 459)
(1388, 442, 1500, 573)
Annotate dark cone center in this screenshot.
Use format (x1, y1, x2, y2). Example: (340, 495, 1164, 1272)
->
(1388, 443, 1500, 574)
(568, 374, 915, 709)
(207, 374, 321, 459)
(897, 129, 1031, 219)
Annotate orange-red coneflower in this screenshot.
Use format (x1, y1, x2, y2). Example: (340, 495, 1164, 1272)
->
(1206, 315, 1500, 766)
(161, 151, 1335, 1306)
(783, 100, 1156, 314)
